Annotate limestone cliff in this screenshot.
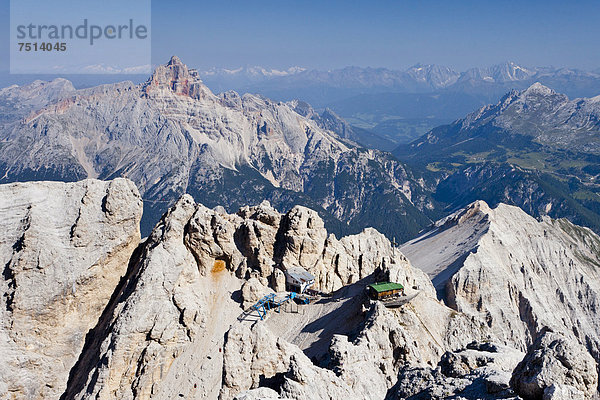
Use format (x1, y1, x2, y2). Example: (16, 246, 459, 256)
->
(0, 179, 142, 399)
(4, 180, 600, 399)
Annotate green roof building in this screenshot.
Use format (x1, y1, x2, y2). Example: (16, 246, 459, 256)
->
(367, 281, 404, 300)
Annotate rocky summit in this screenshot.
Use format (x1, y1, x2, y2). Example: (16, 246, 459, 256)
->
(402, 200, 600, 360)
(0, 56, 433, 240)
(1, 179, 599, 399)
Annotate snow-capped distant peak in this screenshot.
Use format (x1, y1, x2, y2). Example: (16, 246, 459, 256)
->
(200, 65, 306, 78)
(521, 82, 554, 96)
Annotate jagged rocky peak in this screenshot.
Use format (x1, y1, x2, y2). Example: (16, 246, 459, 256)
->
(403, 199, 600, 389)
(437, 199, 492, 229)
(494, 61, 535, 81)
(143, 55, 213, 99)
(406, 63, 460, 87)
(459, 61, 535, 83)
(7, 179, 600, 398)
(507, 81, 568, 109)
(62, 191, 471, 399)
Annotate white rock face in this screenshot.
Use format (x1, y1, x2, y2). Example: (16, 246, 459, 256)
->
(0, 178, 142, 399)
(184, 200, 417, 294)
(57, 195, 437, 400)
(402, 200, 600, 371)
(400, 200, 490, 295)
(63, 195, 242, 400)
(278, 205, 417, 293)
(220, 322, 358, 400)
(7, 182, 599, 400)
(387, 342, 524, 399)
(511, 329, 598, 399)
(35, 189, 494, 400)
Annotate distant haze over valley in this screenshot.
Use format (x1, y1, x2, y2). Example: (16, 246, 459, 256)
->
(3, 61, 600, 151)
(2, 57, 600, 246)
(199, 61, 600, 150)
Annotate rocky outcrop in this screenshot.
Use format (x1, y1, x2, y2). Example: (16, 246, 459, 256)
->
(439, 342, 523, 379)
(0, 179, 142, 399)
(221, 303, 486, 400)
(402, 200, 600, 370)
(221, 322, 357, 400)
(389, 342, 524, 399)
(58, 195, 444, 400)
(184, 200, 414, 294)
(7, 179, 599, 400)
(323, 299, 497, 399)
(277, 205, 420, 293)
(221, 322, 300, 399)
(511, 330, 598, 399)
(62, 195, 239, 400)
(40, 188, 499, 400)
(144, 56, 212, 100)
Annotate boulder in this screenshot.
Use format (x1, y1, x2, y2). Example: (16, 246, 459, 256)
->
(241, 278, 274, 309)
(234, 387, 281, 400)
(440, 343, 524, 378)
(220, 321, 357, 400)
(271, 268, 286, 292)
(510, 330, 598, 399)
(543, 384, 585, 400)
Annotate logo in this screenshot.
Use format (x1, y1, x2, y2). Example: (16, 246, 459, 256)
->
(16, 19, 149, 46)
(10, 0, 151, 74)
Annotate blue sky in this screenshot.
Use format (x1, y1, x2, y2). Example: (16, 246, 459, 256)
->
(1, 0, 599, 75)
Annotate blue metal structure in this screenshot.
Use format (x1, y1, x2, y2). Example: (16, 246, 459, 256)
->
(252, 293, 275, 320)
(251, 292, 297, 320)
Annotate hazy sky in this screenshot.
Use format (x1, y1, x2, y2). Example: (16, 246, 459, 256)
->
(151, 0, 600, 71)
(1, 0, 600, 73)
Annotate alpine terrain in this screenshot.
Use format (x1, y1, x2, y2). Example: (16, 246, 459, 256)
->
(0, 56, 435, 240)
(395, 82, 600, 236)
(2, 2, 600, 400)
(199, 62, 600, 147)
(1, 179, 599, 399)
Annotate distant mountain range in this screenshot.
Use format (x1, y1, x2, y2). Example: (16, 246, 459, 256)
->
(3, 58, 600, 243)
(201, 61, 600, 100)
(394, 82, 600, 235)
(0, 57, 436, 239)
(200, 62, 600, 148)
